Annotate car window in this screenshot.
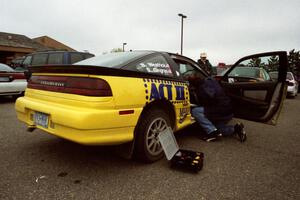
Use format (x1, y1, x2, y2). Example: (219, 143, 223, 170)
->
(14, 67, 26, 72)
(229, 67, 259, 78)
(220, 68, 229, 76)
(70, 53, 84, 64)
(32, 54, 48, 65)
(175, 60, 205, 80)
(227, 55, 279, 82)
(269, 71, 278, 81)
(75, 52, 149, 67)
(22, 56, 32, 66)
(48, 53, 64, 64)
(179, 63, 196, 76)
(262, 69, 271, 81)
(126, 55, 173, 77)
(0, 63, 14, 72)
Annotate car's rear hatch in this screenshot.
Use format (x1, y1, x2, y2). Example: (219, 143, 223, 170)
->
(23, 65, 123, 110)
(15, 65, 146, 144)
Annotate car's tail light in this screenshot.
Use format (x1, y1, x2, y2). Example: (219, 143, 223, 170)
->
(0, 72, 26, 82)
(28, 76, 112, 97)
(10, 72, 26, 80)
(10, 73, 26, 80)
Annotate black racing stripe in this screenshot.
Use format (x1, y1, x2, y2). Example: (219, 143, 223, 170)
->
(28, 65, 187, 83)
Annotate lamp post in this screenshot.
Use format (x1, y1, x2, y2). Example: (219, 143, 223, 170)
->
(122, 43, 127, 52)
(178, 13, 187, 55)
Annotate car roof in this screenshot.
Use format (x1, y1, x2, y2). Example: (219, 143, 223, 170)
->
(236, 66, 260, 69)
(0, 63, 14, 71)
(26, 51, 94, 55)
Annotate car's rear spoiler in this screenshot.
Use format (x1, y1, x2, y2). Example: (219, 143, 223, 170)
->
(28, 65, 186, 82)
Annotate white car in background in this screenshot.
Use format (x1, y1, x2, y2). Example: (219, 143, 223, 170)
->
(286, 72, 299, 97)
(269, 71, 298, 97)
(0, 63, 27, 97)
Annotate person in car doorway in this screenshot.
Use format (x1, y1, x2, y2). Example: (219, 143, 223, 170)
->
(197, 52, 213, 75)
(191, 77, 247, 142)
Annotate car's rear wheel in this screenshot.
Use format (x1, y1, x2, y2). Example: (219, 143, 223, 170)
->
(135, 109, 171, 163)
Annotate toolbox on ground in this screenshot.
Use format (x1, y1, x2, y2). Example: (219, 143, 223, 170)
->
(158, 127, 204, 173)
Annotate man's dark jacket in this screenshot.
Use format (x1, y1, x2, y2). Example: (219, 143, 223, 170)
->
(197, 77, 233, 121)
(197, 59, 212, 75)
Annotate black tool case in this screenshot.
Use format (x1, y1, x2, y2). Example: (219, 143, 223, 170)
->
(158, 127, 204, 173)
(170, 149, 204, 173)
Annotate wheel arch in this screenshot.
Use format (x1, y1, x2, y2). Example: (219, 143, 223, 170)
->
(133, 99, 176, 162)
(137, 99, 176, 131)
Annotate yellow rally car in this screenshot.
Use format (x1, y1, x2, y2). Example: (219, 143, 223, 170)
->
(15, 51, 288, 162)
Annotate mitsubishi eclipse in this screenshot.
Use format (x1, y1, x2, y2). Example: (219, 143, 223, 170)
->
(15, 51, 288, 162)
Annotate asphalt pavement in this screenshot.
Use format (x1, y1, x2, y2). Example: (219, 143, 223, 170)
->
(0, 96, 299, 200)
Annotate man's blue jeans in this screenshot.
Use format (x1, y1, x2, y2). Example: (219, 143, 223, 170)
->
(191, 107, 234, 136)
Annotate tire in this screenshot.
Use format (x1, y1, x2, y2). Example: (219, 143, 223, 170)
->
(135, 109, 171, 163)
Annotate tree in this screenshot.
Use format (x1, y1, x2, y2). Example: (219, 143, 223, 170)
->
(267, 55, 279, 72)
(248, 57, 262, 67)
(288, 49, 300, 76)
(110, 48, 123, 53)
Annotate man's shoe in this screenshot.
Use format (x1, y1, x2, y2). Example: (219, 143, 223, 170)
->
(234, 123, 247, 142)
(202, 130, 221, 142)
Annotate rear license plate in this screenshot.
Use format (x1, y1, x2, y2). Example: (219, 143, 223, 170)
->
(0, 77, 9, 82)
(34, 112, 49, 128)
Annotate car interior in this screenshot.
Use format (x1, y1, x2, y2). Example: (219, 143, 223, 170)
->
(171, 52, 287, 124)
(171, 57, 206, 106)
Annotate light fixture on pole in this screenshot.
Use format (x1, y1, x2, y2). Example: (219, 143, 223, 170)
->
(122, 43, 127, 52)
(178, 13, 187, 55)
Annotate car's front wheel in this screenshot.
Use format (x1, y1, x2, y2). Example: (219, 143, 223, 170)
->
(135, 109, 171, 163)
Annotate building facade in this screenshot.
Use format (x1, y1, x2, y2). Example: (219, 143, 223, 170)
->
(0, 32, 76, 64)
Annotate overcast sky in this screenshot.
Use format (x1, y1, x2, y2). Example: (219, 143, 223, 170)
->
(1, 0, 299, 65)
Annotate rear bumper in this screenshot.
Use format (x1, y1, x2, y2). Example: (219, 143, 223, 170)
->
(287, 85, 297, 95)
(15, 96, 141, 145)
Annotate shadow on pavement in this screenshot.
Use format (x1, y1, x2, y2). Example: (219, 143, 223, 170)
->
(0, 96, 17, 103)
(23, 136, 147, 170)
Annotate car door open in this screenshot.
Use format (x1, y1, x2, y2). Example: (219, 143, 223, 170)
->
(220, 51, 288, 125)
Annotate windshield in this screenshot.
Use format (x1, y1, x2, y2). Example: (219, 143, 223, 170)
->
(269, 71, 278, 80)
(229, 67, 259, 78)
(74, 51, 151, 68)
(220, 68, 229, 76)
(0, 63, 14, 72)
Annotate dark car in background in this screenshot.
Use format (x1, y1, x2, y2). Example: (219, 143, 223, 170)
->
(21, 51, 94, 69)
(226, 66, 271, 82)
